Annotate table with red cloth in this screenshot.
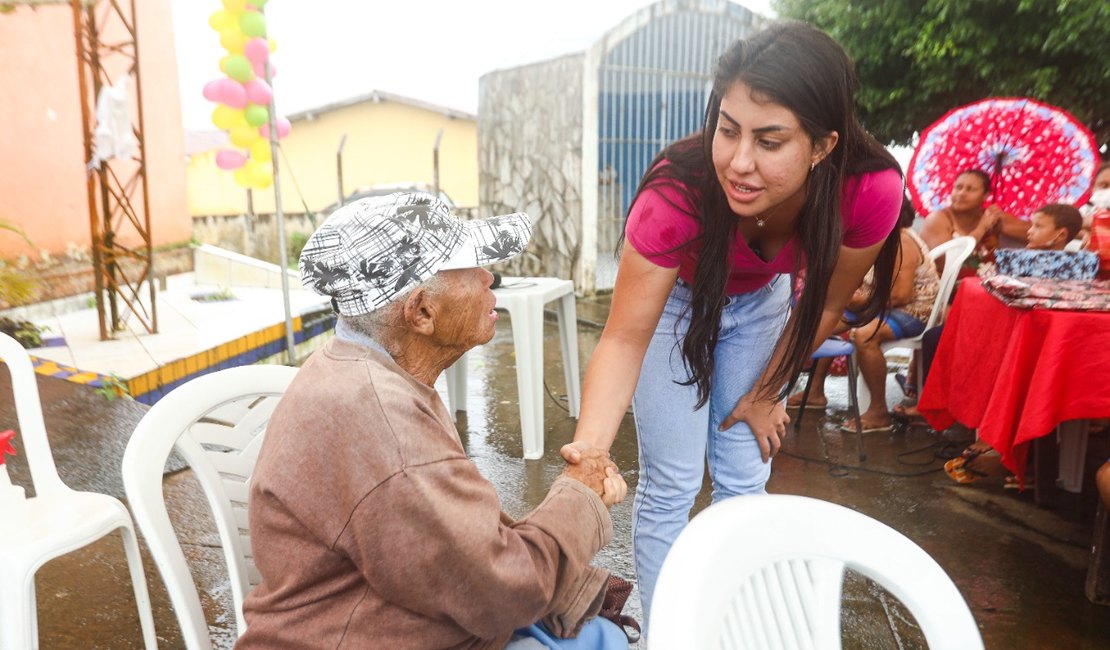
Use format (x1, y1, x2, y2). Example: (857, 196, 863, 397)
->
(918, 278, 1110, 483)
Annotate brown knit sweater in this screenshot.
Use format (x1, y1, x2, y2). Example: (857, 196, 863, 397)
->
(236, 338, 612, 649)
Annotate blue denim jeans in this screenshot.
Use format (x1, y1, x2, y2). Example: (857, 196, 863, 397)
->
(631, 276, 791, 632)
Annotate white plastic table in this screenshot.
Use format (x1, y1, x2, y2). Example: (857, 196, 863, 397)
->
(445, 277, 581, 459)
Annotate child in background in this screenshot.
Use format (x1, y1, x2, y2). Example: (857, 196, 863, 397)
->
(946, 204, 1084, 484)
(1026, 203, 1083, 251)
(977, 203, 1085, 280)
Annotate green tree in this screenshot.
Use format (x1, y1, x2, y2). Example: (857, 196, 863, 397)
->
(0, 219, 37, 307)
(774, 0, 1110, 151)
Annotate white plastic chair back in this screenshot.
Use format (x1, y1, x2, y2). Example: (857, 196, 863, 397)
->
(0, 331, 65, 497)
(650, 494, 982, 650)
(920, 235, 976, 332)
(865, 235, 975, 402)
(122, 365, 297, 650)
(1, 332, 157, 649)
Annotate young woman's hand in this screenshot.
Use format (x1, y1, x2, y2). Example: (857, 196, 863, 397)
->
(561, 445, 627, 507)
(560, 440, 597, 465)
(719, 392, 790, 462)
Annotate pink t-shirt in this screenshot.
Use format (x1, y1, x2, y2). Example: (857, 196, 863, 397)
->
(625, 168, 903, 294)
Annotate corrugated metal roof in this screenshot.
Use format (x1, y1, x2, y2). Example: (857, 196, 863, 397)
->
(285, 90, 476, 123)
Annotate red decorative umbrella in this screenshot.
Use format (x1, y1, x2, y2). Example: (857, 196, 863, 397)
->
(908, 97, 1100, 219)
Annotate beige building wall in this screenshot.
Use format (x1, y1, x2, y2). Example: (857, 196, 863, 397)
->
(187, 95, 479, 217)
(0, 1, 190, 259)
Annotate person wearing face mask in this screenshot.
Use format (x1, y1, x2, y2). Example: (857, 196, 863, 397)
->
(1081, 162, 1110, 226)
(1079, 162, 1110, 260)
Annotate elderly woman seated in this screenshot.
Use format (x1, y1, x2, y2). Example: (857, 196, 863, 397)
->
(788, 197, 939, 433)
(237, 192, 630, 649)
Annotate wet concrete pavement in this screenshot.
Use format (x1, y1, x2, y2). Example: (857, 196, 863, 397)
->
(3, 292, 1110, 648)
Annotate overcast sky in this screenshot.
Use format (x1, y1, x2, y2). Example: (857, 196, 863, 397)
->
(170, 0, 775, 131)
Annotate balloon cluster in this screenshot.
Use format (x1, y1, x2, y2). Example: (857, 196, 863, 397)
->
(203, 0, 291, 189)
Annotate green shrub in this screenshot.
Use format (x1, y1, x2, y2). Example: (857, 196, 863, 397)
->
(0, 317, 48, 349)
(289, 231, 310, 262)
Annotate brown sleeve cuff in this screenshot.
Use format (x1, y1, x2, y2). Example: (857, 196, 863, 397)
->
(540, 565, 610, 638)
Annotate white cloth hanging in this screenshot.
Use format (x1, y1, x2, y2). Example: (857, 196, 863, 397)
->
(92, 75, 138, 168)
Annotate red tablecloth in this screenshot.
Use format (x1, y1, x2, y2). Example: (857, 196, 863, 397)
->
(919, 279, 1110, 481)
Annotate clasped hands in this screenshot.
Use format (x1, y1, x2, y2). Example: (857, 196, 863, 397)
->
(981, 205, 1003, 231)
(559, 442, 627, 507)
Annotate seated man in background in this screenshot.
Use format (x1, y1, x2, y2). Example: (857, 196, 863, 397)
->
(237, 193, 628, 649)
(788, 197, 939, 433)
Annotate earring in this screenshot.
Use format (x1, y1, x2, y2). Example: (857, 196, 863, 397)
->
(810, 161, 816, 171)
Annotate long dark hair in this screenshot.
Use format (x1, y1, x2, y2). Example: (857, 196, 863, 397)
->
(627, 21, 901, 407)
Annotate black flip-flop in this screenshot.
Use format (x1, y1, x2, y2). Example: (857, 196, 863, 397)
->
(895, 373, 917, 399)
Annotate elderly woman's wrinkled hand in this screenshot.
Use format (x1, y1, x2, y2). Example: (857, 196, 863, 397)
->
(562, 447, 626, 506)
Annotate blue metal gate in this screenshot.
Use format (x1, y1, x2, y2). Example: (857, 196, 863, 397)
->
(595, 5, 760, 284)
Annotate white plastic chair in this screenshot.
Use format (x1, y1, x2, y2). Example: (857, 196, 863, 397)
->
(857, 236, 976, 411)
(445, 276, 581, 459)
(121, 364, 298, 649)
(0, 332, 157, 650)
(650, 494, 982, 649)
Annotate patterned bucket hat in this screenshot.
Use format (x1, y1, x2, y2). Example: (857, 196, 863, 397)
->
(299, 192, 532, 316)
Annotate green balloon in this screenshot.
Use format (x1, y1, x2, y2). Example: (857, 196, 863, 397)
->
(239, 11, 267, 38)
(245, 104, 270, 127)
(224, 55, 254, 83)
(247, 0, 268, 7)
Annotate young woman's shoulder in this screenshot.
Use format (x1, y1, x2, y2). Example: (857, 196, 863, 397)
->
(625, 177, 701, 266)
(846, 167, 903, 197)
(841, 167, 903, 249)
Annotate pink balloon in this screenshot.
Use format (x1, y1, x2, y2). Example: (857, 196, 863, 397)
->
(244, 37, 269, 65)
(202, 79, 224, 102)
(243, 79, 273, 106)
(215, 79, 248, 109)
(215, 149, 248, 170)
(251, 58, 276, 80)
(259, 116, 292, 139)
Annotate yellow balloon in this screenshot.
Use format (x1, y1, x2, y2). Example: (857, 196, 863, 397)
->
(208, 10, 235, 32)
(253, 172, 274, 190)
(211, 105, 247, 130)
(229, 125, 259, 149)
(268, 38, 277, 53)
(222, 0, 248, 13)
(219, 55, 232, 74)
(220, 29, 248, 54)
(233, 168, 250, 188)
(250, 138, 272, 162)
(243, 160, 273, 188)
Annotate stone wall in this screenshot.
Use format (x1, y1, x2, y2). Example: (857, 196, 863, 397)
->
(0, 246, 194, 312)
(192, 207, 480, 265)
(191, 212, 319, 266)
(479, 54, 584, 284)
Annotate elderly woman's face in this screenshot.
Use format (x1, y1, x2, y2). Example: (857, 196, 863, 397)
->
(431, 267, 499, 349)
